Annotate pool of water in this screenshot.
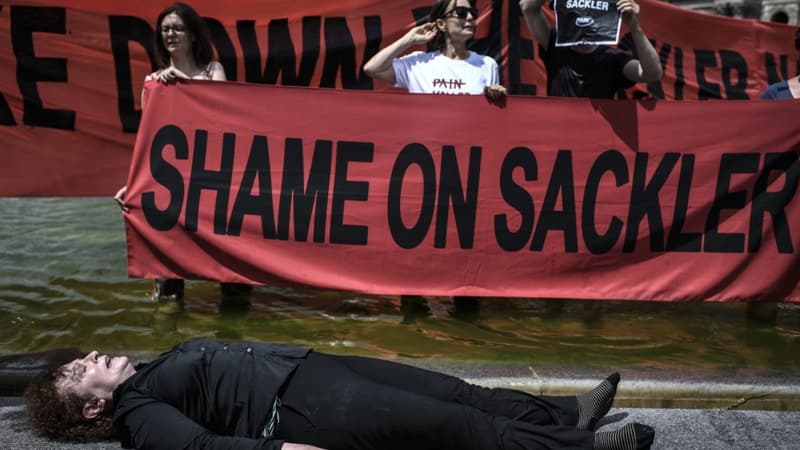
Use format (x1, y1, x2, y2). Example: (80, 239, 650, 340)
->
(1, 198, 798, 377)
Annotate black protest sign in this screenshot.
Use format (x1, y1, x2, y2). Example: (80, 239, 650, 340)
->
(554, 0, 621, 46)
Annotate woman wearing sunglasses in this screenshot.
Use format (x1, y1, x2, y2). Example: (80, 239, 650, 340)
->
(364, 0, 503, 318)
(364, 0, 506, 101)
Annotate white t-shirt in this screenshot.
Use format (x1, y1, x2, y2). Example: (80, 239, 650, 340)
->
(392, 51, 499, 95)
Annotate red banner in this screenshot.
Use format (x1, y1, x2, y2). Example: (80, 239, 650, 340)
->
(0, 0, 798, 196)
(124, 81, 800, 302)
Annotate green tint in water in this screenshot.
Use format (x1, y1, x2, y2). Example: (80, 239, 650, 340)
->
(0, 198, 798, 377)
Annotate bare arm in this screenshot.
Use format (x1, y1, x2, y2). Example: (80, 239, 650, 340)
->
(484, 60, 506, 102)
(619, 0, 663, 83)
(363, 23, 438, 85)
(519, 0, 552, 49)
(149, 61, 228, 83)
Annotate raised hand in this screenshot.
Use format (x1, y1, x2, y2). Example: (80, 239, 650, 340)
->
(403, 22, 439, 46)
(617, 0, 641, 29)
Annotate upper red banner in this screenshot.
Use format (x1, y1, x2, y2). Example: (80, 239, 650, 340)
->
(124, 81, 800, 302)
(0, 0, 798, 196)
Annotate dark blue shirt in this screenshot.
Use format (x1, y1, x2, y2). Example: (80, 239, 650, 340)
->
(760, 80, 795, 100)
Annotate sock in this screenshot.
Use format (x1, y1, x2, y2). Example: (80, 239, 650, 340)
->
(577, 372, 620, 430)
(593, 423, 655, 450)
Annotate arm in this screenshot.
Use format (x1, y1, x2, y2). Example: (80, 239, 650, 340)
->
(519, 0, 552, 49)
(618, 0, 663, 83)
(484, 59, 506, 101)
(119, 401, 287, 450)
(363, 22, 438, 85)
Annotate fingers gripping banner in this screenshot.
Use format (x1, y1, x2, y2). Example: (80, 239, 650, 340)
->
(124, 81, 800, 302)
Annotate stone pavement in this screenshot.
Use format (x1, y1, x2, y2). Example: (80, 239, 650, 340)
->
(2, 350, 798, 450)
(2, 382, 799, 450)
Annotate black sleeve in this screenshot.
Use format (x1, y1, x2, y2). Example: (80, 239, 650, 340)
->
(118, 401, 284, 450)
(541, 27, 557, 61)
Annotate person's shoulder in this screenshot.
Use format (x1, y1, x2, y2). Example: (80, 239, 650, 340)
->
(397, 50, 435, 64)
(205, 60, 226, 79)
(760, 83, 778, 100)
(469, 51, 497, 67)
(759, 80, 788, 99)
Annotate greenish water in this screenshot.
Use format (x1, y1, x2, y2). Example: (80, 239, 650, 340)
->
(1, 198, 798, 376)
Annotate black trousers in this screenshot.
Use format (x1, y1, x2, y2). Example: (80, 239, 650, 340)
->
(274, 352, 594, 450)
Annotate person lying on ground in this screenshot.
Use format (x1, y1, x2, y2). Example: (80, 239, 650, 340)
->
(24, 338, 655, 450)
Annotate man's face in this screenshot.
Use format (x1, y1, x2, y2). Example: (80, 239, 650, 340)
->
(57, 351, 135, 401)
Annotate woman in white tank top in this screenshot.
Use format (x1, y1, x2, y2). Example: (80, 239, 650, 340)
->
(114, 3, 242, 303)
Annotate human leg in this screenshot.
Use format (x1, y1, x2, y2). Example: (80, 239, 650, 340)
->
(594, 423, 655, 450)
(400, 295, 430, 322)
(325, 353, 620, 430)
(329, 352, 578, 426)
(219, 282, 252, 313)
(452, 295, 480, 319)
(275, 352, 596, 450)
(152, 278, 184, 300)
(576, 373, 619, 430)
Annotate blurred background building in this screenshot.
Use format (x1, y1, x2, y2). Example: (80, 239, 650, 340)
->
(671, 0, 799, 24)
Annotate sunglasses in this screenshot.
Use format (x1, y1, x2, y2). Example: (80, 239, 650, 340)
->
(160, 25, 186, 34)
(445, 6, 478, 20)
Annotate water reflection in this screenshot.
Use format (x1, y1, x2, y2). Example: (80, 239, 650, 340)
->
(0, 198, 798, 379)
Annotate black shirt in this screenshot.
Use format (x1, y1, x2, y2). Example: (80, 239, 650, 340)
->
(542, 29, 635, 98)
(112, 339, 310, 450)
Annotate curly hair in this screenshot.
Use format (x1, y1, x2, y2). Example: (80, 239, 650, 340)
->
(23, 367, 116, 443)
(153, 2, 214, 69)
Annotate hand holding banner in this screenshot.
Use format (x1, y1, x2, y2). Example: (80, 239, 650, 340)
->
(123, 81, 800, 302)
